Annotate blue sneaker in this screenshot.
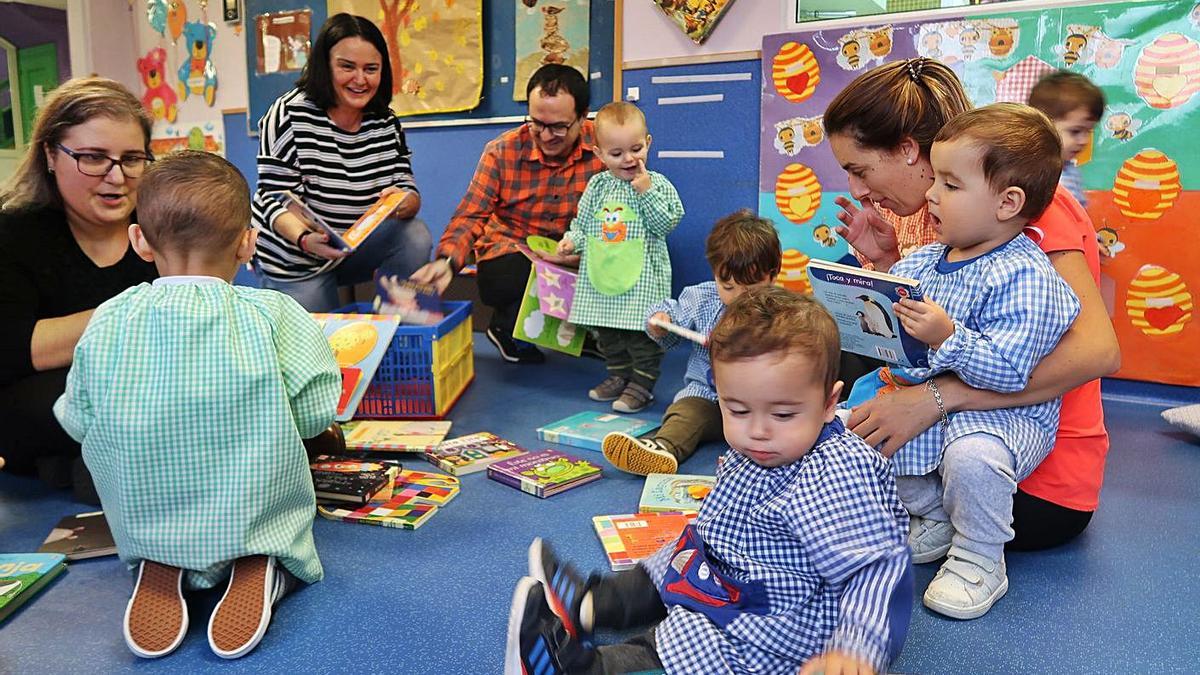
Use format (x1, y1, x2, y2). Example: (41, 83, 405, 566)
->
(528, 538, 591, 641)
(504, 577, 593, 675)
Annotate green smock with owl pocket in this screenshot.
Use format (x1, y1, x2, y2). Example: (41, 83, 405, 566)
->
(565, 171, 684, 331)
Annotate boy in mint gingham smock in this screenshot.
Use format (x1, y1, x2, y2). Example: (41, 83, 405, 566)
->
(54, 151, 340, 660)
(557, 102, 683, 414)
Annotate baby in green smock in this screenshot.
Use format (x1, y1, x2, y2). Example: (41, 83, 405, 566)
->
(55, 151, 340, 660)
(556, 101, 684, 414)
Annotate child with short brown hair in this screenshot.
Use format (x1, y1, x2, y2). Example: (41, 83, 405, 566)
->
(55, 151, 340, 659)
(601, 210, 781, 475)
(506, 286, 912, 675)
(1028, 71, 1105, 207)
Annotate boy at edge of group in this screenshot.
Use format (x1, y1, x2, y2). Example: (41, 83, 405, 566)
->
(1028, 71, 1105, 208)
(601, 210, 781, 475)
(848, 104, 1081, 621)
(54, 151, 341, 660)
(556, 101, 684, 414)
(505, 287, 913, 675)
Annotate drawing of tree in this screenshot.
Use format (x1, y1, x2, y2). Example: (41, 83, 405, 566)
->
(379, 0, 418, 95)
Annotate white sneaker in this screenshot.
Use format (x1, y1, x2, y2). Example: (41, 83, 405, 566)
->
(923, 547, 1008, 620)
(909, 516, 955, 564)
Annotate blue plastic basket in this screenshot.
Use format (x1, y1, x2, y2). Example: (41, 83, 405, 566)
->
(335, 301, 474, 418)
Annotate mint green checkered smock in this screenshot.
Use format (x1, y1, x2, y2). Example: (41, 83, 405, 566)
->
(54, 280, 340, 589)
(565, 171, 684, 331)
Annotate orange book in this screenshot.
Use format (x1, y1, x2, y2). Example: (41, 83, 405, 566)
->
(342, 191, 412, 249)
(592, 512, 697, 571)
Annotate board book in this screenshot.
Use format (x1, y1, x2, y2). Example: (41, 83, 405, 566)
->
(423, 431, 527, 475)
(374, 276, 445, 325)
(638, 474, 716, 514)
(317, 469, 460, 530)
(537, 411, 661, 452)
(281, 190, 410, 252)
(341, 420, 453, 452)
(38, 512, 117, 560)
(487, 449, 603, 498)
(648, 317, 707, 346)
(311, 313, 400, 422)
(806, 259, 929, 369)
(0, 553, 67, 623)
(310, 456, 401, 505)
(592, 512, 697, 571)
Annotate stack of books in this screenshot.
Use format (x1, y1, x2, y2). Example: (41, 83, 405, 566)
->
(310, 455, 402, 505)
(423, 431, 528, 475)
(317, 469, 461, 530)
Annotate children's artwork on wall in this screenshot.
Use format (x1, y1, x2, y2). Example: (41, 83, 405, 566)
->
(328, 0, 483, 116)
(149, 120, 226, 157)
(255, 10, 311, 75)
(823, 25, 894, 72)
(514, 1, 590, 102)
(760, 0, 1200, 386)
(177, 21, 218, 106)
(167, 0, 187, 44)
(651, 0, 736, 45)
(138, 47, 179, 123)
(777, 249, 813, 296)
(772, 114, 823, 157)
(147, 0, 168, 37)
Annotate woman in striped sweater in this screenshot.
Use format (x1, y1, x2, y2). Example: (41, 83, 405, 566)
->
(251, 13, 431, 311)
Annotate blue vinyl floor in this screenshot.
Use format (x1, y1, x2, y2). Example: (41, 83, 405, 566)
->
(1, 336, 1198, 673)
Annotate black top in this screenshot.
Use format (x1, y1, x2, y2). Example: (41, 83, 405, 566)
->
(0, 206, 157, 385)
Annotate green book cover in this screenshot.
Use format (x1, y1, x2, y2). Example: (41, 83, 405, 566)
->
(0, 553, 67, 624)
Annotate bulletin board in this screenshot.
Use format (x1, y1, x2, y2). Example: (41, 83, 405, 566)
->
(244, 0, 616, 133)
(760, 0, 1200, 386)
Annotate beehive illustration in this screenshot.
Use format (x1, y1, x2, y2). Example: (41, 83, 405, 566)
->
(1134, 32, 1200, 109)
(1125, 264, 1192, 336)
(1112, 150, 1180, 220)
(772, 42, 821, 103)
(775, 163, 822, 223)
(777, 249, 813, 295)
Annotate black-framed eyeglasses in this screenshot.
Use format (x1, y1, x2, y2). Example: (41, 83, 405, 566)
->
(56, 143, 153, 178)
(525, 116, 578, 138)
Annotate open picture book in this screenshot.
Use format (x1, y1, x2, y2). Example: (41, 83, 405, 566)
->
(806, 259, 930, 369)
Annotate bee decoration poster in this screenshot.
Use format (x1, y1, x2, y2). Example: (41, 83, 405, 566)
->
(761, 0, 1200, 386)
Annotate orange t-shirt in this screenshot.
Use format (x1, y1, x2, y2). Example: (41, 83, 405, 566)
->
(863, 187, 1109, 511)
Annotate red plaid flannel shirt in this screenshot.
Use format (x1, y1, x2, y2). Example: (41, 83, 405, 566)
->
(436, 120, 603, 269)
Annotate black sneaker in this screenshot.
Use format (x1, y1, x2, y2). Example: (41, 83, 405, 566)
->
(487, 327, 546, 364)
(504, 577, 593, 675)
(528, 538, 590, 641)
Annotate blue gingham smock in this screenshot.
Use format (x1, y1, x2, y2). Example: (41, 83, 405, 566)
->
(640, 419, 910, 674)
(889, 234, 1080, 480)
(648, 281, 725, 403)
(55, 278, 341, 589)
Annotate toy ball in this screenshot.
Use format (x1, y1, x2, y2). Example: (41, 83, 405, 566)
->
(1112, 149, 1180, 220)
(777, 249, 813, 295)
(775, 163, 822, 224)
(1134, 32, 1200, 109)
(1125, 264, 1192, 336)
(772, 42, 821, 103)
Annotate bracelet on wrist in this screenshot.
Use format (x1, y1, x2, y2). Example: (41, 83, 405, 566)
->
(296, 231, 312, 252)
(926, 380, 949, 432)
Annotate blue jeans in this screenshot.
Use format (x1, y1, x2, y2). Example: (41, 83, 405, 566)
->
(257, 217, 432, 312)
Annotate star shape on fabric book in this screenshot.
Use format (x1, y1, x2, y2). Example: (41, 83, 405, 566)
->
(539, 267, 563, 288)
(544, 293, 567, 315)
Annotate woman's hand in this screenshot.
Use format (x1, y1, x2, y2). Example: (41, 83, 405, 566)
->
(799, 651, 875, 675)
(298, 231, 349, 260)
(833, 196, 901, 271)
(896, 297, 953, 349)
(848, 377, 944, 456)
(379, 186, 420, 220)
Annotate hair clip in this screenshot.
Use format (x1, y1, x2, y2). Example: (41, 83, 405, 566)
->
(906, 57, 927, 82)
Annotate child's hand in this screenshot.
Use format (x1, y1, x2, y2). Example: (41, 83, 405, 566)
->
(631, 158, 652, 194)
(799, 651, 875, 675)
(556, 238, 576, 256)
(833, 196, 901, 271)
(895, 296, 954, 349)
(647, 312, 671, 338)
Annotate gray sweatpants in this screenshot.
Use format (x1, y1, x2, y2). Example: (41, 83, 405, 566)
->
(897, 432, 1017, 562)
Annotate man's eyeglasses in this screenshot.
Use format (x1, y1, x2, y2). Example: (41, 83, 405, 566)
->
(525, 116, 578, 138)
(56, 143, 153, 178)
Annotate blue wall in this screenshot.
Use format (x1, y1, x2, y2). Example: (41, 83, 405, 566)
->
(223, 58, 763, 295)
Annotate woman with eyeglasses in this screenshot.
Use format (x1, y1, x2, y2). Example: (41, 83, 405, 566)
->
(0, 77, 157, 501)
(251, 13, 431, 311)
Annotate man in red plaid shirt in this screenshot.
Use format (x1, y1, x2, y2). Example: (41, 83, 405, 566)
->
(412, 65, 603, 364)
